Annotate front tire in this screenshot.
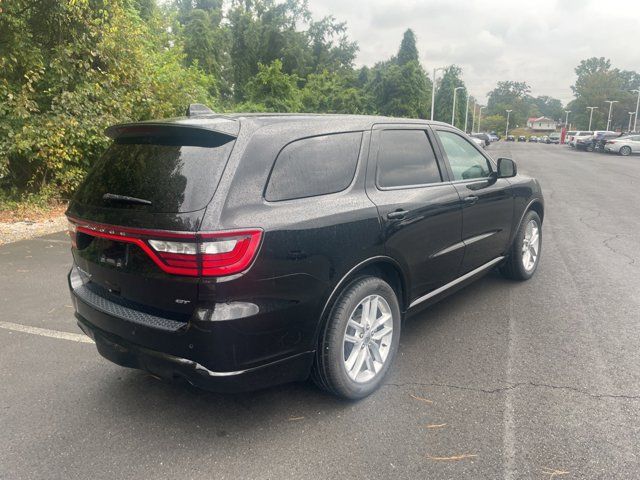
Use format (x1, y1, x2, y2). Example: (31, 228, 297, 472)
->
(620, 146, 632, 156)
(312, 276, 401, 399)
(500, 210, 542, 281)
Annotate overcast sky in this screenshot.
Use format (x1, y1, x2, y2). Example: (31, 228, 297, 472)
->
(307, 0, 640, 105)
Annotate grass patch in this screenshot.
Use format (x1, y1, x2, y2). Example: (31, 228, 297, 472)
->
(0, 194, 67, 223)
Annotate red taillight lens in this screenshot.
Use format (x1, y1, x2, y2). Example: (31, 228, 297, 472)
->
(67, 217, 262, 277)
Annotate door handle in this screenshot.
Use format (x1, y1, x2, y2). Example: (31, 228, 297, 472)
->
(463, 195, 479, 205)
(387, 209, 408, 220)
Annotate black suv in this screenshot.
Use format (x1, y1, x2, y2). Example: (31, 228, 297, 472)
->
(67, 108, 544, 399)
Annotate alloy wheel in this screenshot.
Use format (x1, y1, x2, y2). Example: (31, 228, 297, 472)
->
(342, 294, 394, 383)
(522, 219, 540, 272)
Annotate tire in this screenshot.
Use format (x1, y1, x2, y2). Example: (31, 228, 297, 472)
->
(620, 146, 632, 156)
(586, 144, 594, 152)
(500, 210, 542, 281)
(312, 276, 401, 400)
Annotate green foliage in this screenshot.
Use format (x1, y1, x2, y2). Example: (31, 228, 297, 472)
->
(567, 57, 639, 130)
(301, 71, 367, 114)
(434, 65, 467, 128)
(0, 0, 214, 199)
(243, 60, 302, 112)
(397, 29, 419, 66)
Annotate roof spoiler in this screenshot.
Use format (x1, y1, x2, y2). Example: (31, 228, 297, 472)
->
(186, 103, 215, 117)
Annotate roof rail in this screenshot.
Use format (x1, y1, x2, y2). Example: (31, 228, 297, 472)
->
(186, 103, 215, 117)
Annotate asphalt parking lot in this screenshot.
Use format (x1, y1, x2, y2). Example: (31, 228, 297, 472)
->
(1, 142, 639, 479)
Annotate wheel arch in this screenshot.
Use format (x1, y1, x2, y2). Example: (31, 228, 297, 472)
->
(314, 256, 410, 345)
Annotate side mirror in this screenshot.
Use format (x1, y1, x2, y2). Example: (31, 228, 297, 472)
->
(497, 157, 517, 178)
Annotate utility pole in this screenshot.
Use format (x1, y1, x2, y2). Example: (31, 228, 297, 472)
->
(464, 95, 470, 133)
(478, 106, 485, 132)
(628, 112, 635, 133)
(430, 67, 445, 121)
(632, 89, 640, 132)
(452, 86, 464, 127)
(605, 100, 618, 131)
(586, 107, 598, 130)
(564, 110, 571, 129)
(505, 109, 512, 137)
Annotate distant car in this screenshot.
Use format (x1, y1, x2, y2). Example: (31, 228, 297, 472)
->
(604, 134, 640, 156)
(539, 135, 549, 143)
(506, 135, 515, 142)
(577, 131, 615, 152)
(488, 133, 499, 142)
(529, 136, 538, 143)
(471, 132, 491, 147)
(471, 137, 485, 148)
(548, 132, 561, 144)
(593, 132, 622, 152)
(518, 135, 526, 142)
(570, 131, 593, 148)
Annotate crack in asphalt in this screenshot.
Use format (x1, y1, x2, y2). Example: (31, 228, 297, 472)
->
(383, 381, 640, 401)
(602, 234, 636, 266)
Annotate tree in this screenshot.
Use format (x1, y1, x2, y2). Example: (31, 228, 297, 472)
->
(434, 65, 467, 128)
(397, 29, 418, 66)
(567, 57, 638, 130)
(486, 81, 533, 127)
(243, 60, 302, 112)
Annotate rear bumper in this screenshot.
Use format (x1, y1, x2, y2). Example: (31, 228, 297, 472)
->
(68, 266, 318, 392)
(76, 315, 313, 392)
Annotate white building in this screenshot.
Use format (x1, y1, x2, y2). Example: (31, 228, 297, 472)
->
(527, 116, 557, 131)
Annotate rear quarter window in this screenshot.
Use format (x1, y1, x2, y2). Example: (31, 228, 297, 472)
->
(265, 132, 362, 202)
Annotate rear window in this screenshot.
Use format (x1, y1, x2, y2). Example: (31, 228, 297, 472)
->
(265, 132, 362, 202)
(73, 132, 234, 213)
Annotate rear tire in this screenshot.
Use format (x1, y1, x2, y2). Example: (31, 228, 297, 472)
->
(500, 210, 542, 281)
(312, 276, 401, 400)
(620, 146, 632, 156)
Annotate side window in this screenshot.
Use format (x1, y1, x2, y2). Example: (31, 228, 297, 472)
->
(265, 132, 362, 202)
(436, 130, 492, 181)
(377, 130, 442, 188)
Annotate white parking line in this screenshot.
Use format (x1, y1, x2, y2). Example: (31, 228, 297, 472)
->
(0, 321, 94, 344)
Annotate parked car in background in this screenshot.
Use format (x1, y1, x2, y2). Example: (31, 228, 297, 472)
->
(529, 136, 538, 143)
(471, 137, 485, 148)
(594, 132, 622, 151)
(65, 108, 545, 399)
(576, 131, 615, 151)
(489, 133, 499, 142)
(506, 135, 515, 142)
(540, 135, 549, 144)
(548, 132, 561, 144)
(518, 135, 527, 142)
(570, 131, 593, 147)
(604, 134, 640, 156)
(471, 132, 491, 147)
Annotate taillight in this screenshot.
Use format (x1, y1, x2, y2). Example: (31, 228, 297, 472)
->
(67, 217, 262, 277)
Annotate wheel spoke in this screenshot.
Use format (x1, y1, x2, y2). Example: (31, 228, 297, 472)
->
(369, 342, 383, 363)
(360, 298, 371, 326)
(371, 325, 392, 341)
(351, 347, 367, 377)
(347, 318, 364, 333)
(371, 312, 391, 331)
(365, 349, 375, 372)
(368, 296, 379, 326)
(344, 333, 360, 344)
(345, 344, 361, 371)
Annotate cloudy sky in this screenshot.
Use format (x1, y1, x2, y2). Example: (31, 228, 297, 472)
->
(308, 0, 640, 105)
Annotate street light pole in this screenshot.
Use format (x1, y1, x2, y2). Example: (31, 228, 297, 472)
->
(605, 100, 618, 131)
(564, 110, 571, 129)
(430, 67, 445, 121)
(478, 106, 485, 132)
(452, 86, 464, 127)
(464, 94, 470, 133)
(632, 89, 640, 132)
(471, 103, 476, 133)
(505, 109, 512, 137)
(628, 112, 635, 133)
(586, 106, 598, 130)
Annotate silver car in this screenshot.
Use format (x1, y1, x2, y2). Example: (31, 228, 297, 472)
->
(604, 135, 640, 156)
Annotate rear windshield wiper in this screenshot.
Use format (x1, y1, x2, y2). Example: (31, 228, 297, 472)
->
(102, 193, 152, 206)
